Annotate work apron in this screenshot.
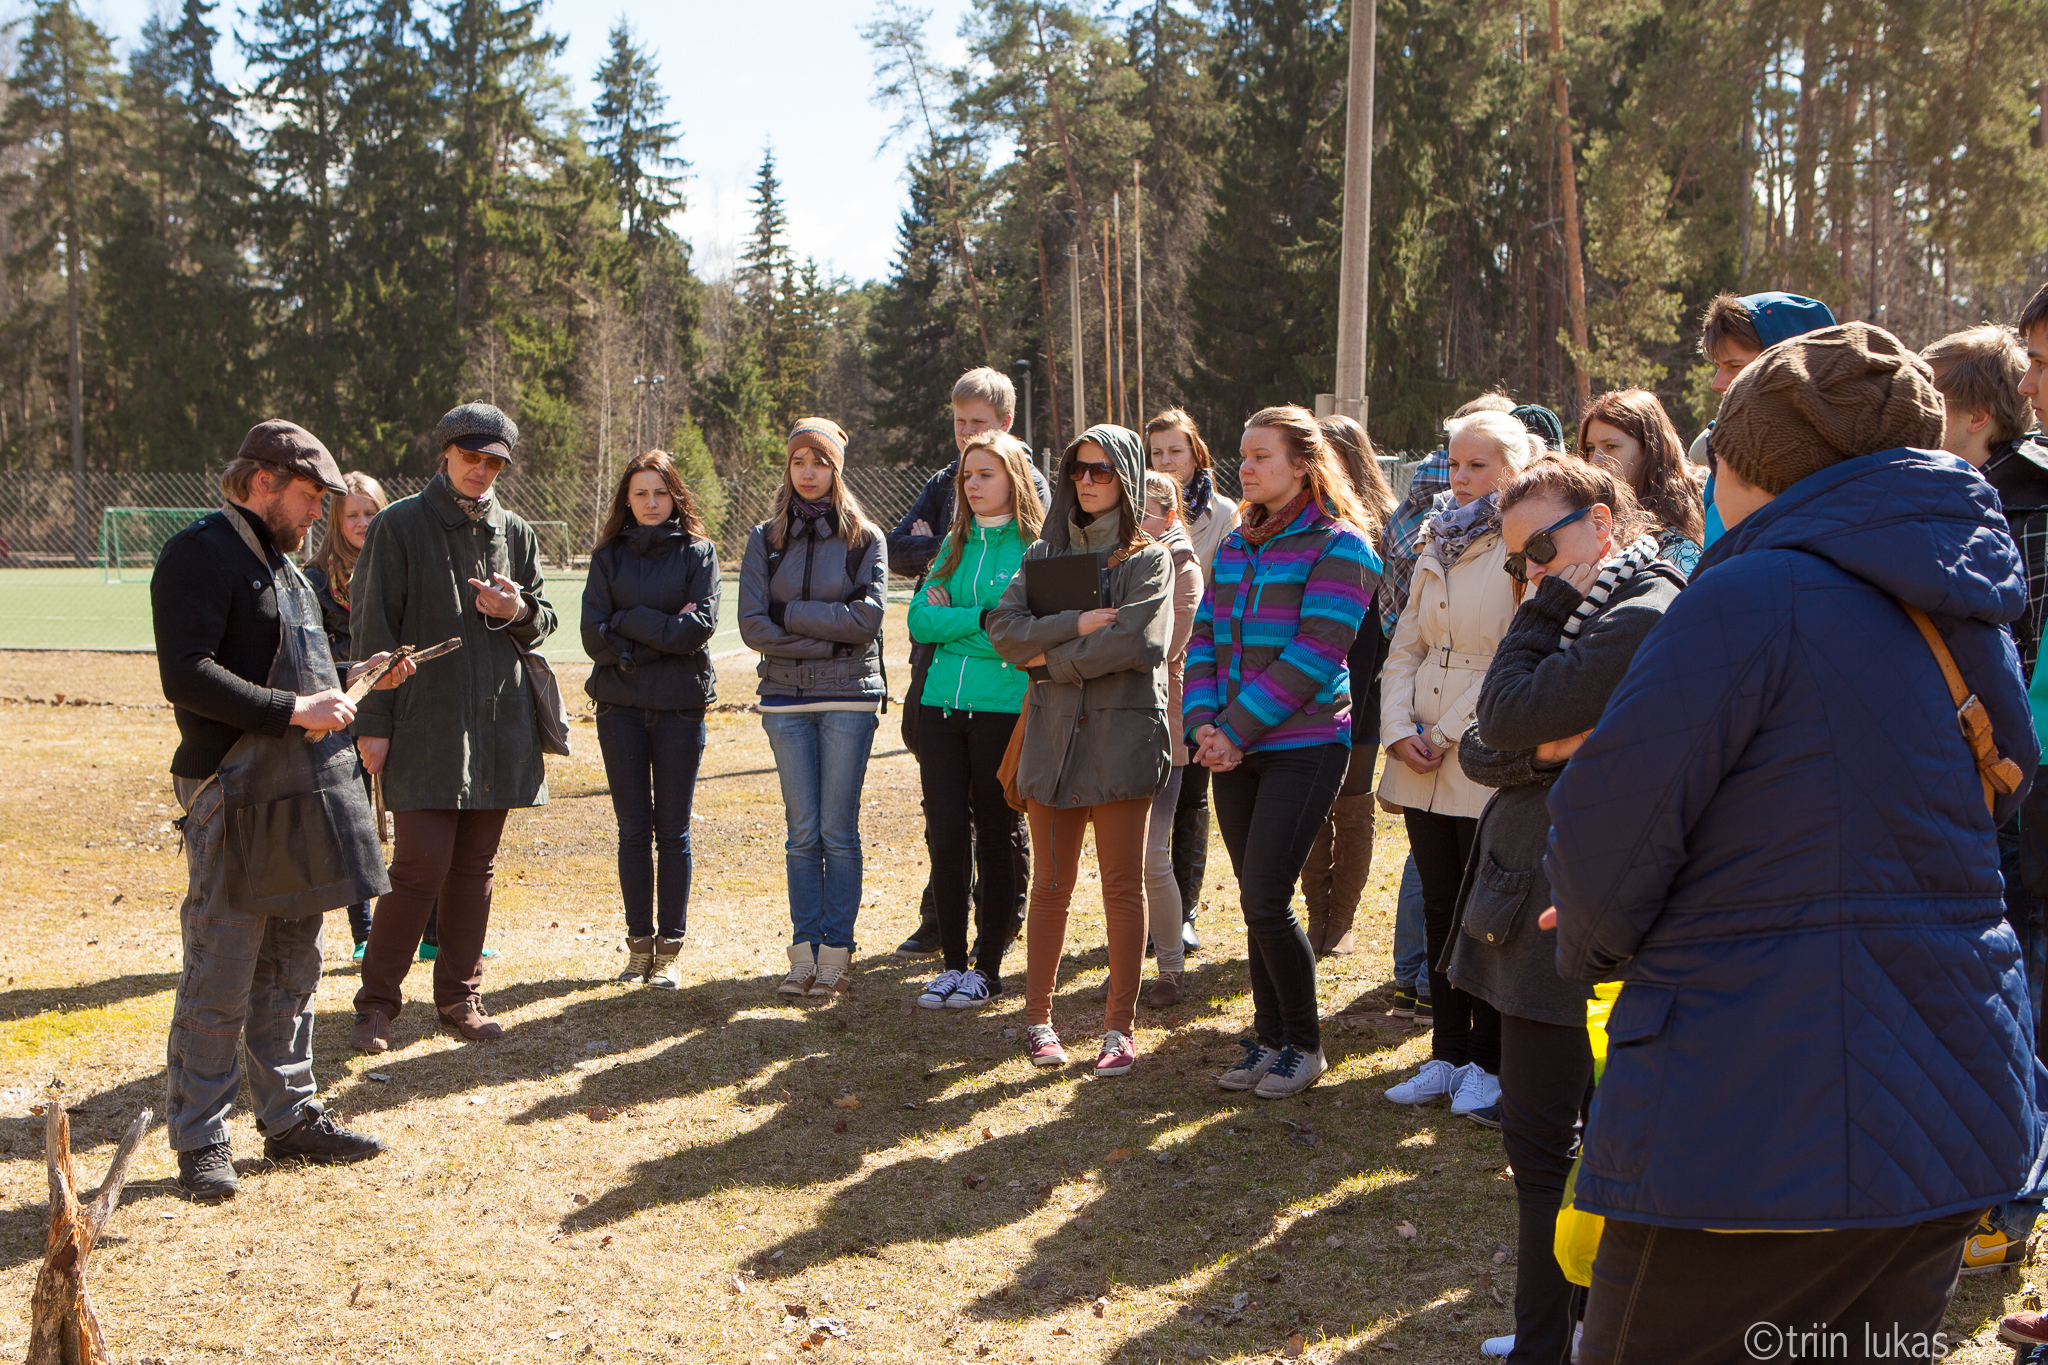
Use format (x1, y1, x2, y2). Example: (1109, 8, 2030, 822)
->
(211, 506, 389, 918)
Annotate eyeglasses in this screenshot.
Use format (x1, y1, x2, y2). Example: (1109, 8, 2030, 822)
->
(1069, 460, 1119, 486)
(1503, 505, 1593, 583)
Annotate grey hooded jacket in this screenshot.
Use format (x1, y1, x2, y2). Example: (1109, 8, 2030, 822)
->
(737, 503, 887, 704)
(988, 424, 1172, 808)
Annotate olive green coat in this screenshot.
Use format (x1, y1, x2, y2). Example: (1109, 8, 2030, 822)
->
(351, 477, 558, 811)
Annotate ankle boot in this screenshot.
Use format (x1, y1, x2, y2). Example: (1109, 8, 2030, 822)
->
(649, 936, 685, 990)
(1321, 794, 1378, 955)
(809, 945, 853, 997)
(617, 935, 655, 984)
(1301, 817, 1337, 955)
(778, 944, 816, 996)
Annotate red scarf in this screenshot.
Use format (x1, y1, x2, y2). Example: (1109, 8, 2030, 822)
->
(1238, 489, 1315, 547)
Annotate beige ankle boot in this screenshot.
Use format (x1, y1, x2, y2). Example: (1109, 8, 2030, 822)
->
(808, 945, 853, 997)
(778, 943, 816, 996)
(649, 936, 684, 990)
(617, 936, 655, 984)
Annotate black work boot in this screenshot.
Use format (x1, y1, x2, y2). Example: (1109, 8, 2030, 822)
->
(177, 1142, 240, 1202)
(264, 1111, 386, 1165)
(896, 883, 942, 957)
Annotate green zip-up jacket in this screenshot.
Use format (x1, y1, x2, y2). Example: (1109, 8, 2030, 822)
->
(908, 517, 1030, 715)
(351, 477, 557, 811)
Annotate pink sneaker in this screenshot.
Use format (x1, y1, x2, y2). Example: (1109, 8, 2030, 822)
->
(1025, 1024, 1067, 1067)
(1093, 1030, 1136, 1078)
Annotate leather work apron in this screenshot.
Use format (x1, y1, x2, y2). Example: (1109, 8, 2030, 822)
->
(212, 507, 389, 918)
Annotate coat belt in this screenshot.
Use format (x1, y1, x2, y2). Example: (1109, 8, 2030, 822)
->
(1437, 646, 1492, 671)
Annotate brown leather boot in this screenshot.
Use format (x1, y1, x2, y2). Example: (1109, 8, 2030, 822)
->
(1300, 819, 1337, 955)
(439, 999, 504, 1041)
(1145, 971, 1185, 1009)
(351, 1010, 391, 1054)
(1320, 794, 1378, 956)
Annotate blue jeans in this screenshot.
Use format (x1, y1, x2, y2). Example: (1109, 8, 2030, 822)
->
(1393, 852, 1430, 998)
(597, 704, 707, 939)
(761, 709, 878, 950)
(168, 776, 324, 1151)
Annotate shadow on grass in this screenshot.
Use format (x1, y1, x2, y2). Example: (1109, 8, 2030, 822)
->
(0, 971, 182, 1021)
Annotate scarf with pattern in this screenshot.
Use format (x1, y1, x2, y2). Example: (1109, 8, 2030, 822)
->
(1185, 468, 1215, 522)
(1238, 488, 1314, 548)
(1559, 535, 1662, 650)
(437, 471, 493, 522)
(1428, 489, 1498, 564)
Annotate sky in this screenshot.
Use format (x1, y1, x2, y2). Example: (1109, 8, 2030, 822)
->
(61, 0, 983, 284)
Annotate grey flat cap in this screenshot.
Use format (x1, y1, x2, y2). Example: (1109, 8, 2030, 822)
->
(432, 402, 519, 461)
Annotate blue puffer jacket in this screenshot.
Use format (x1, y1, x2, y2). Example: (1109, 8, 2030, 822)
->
(1547, 447, 2042, 1230)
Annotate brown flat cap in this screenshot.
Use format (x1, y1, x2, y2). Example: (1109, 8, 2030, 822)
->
(1715, 322, 1944, 495)
(237, 419, 347, 495)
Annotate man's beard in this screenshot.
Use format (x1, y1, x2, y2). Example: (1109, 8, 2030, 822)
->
(265, 507, 307, 553)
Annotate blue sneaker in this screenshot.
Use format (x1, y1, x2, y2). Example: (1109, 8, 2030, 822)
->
(944, 969, 994, 1010)
(917, 969, 963, 1010)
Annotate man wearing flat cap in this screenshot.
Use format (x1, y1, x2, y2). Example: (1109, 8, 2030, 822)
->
(347, 400, 556, 1054)
(152, 419, 413, 1201)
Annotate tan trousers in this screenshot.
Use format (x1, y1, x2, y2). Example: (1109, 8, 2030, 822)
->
(1024, 796, 1151, 1037)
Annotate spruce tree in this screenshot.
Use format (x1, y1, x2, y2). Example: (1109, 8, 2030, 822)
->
(738, 146, 791, 321)
(591, 21, 688, 246)
(866, 155, 966, 462)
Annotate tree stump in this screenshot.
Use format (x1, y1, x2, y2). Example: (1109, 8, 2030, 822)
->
(26, 1101, 152, 1365)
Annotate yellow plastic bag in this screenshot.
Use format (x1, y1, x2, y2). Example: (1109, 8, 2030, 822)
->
(1553, 981, 1624, 1287)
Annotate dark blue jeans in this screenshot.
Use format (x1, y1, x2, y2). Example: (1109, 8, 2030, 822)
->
(1213, 743, 1350, 1051)
(596, 704, 707, 939)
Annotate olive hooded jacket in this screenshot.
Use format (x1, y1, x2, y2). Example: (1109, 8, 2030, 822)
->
(987, 424, 1172, 809)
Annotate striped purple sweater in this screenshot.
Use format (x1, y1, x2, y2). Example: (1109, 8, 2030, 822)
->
(1184, 501, 1381, 753)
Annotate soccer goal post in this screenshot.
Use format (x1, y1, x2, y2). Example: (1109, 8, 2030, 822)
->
(98, 507, 213, 583)
(527, 521, 576, 570)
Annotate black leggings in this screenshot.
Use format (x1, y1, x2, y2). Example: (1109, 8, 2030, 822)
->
(1404, 807, 1500, 1072)
(1500, 1013, 1594, 1364)
(917, 709, 1025, 981)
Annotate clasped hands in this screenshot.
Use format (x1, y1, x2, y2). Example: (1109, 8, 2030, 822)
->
(1191, 723, 1242, 771)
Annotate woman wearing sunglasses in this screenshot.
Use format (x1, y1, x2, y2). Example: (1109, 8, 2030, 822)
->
(988, 425, 1172, 1078)
(1448, 458, 1684, 1364)
(1378, 408, 1534, 1116)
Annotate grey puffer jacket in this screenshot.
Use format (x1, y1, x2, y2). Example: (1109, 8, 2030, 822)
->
(988, 423, 1172, 809)
(1446, 565, 1683, 1025)
(736, 504, 887, 704)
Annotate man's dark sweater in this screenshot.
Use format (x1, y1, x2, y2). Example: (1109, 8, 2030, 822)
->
(153, 503, 321, 778)
(887, 457, 1054, 579)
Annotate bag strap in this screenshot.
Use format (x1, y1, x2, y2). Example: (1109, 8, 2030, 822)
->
(1899, 600, 2025, 814)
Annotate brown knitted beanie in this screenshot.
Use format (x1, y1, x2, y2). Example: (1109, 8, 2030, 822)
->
(1714, 321, 1944, 494)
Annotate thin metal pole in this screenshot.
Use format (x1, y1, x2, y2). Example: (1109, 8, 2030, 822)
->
(1332, 0, 1375, 424)
(1133, 163, 1145, 423)
(1100, 220, 1113, 426)
(1112, 193, 1126, 427)
(1068, 242, 1087, 436)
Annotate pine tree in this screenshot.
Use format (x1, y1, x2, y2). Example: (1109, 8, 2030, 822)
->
(867, 154, 969, 461)
(590, 21, 688, 246)
(1, 0, 122, 502)
(738, 145, 791, 321)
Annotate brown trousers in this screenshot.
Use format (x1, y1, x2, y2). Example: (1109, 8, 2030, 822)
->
(1024, 797, 1151, 1037)
(355, 808, 508, 1019)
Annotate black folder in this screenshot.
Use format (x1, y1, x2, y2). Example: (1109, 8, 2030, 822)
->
(1024, 552, 1104, 616)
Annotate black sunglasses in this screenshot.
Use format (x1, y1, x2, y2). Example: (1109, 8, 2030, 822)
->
(1069, 459, 1119, 486)
(1503, 505, 1593, 584)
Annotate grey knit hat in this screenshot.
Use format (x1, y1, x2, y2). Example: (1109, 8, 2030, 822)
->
(432, 402, 519, 461)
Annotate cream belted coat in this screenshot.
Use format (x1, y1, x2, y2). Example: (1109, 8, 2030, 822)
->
(1377, 524, 1517, 819)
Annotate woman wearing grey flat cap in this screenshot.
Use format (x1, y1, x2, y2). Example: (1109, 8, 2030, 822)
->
(348, 401, 557, 1052)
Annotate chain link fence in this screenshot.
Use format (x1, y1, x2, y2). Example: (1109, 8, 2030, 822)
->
(0, 456, 1414, 654)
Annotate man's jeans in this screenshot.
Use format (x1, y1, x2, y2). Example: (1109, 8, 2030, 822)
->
(168, 775, 323, 1152)
(1393, 852, 1430, 998)
(762, 709, 878, 950)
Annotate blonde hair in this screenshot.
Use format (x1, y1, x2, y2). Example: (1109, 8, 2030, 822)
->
(950, 367, 1016, 422)
(1143, 469, 1184, 523)
(311, 471, 389, 598)
(930, 432, 1045, 582)
(1923, 325, 2034, 447)
(1242, 406, 1376, 533)
(1445, 409, 1542, 470)
(220, 457, 290, 503)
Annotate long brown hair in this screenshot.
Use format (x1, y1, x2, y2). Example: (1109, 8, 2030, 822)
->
(1242, 406, 1375, 533)
(1316, 413, 1396, 543)
(1498, 456, 1655, 548)
(1143, 408, 1212, 470)
(595, 450, 708, 550)
(930, 431, 1045, 583)
(1576, 389, 1703, 544)
(311, 471, 389, 602)
(766, 426, 879, 553)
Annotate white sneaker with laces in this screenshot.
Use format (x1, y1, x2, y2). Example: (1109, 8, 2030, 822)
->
(1219, 1040, 1280, 1091)
(944, 968, 992, 1009)
(1449, 1064, 1501, 1116)
(1481, 1334, 1514, 1358)
(1383, 1057, 1460, 1105)
(917, 969, 963, 1009)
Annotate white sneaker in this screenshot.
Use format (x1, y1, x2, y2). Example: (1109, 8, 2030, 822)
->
(1383, 1057, 1459, 1105)
(1481, 1335, 1514, 1358)
(1253, 1045, 1326, 1098)
(944, 968, 993, 1009)
(1449, 1064, 1500, 1116)
(917, 969, 963, 1009)
(1219, 1040, 1280, 1091)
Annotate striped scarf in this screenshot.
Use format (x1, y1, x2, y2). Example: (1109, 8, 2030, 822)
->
(1559, 535, 1661, 650)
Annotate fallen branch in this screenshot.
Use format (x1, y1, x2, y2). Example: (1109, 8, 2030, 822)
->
(27, 1103, 153, 1365)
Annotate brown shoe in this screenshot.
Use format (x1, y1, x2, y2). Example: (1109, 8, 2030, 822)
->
(351, 1010, 391, 1054)
(1145, 971, 1185, 1008)
(439, 999, 504, 1041)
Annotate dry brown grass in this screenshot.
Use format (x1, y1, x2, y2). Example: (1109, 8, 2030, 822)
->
(0, 647, 2037, 1363)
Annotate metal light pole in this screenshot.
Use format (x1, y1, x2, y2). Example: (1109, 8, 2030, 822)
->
(1330, 0, 1377, 425)
(1068, 242, 1087, 437)
(1013, 359, 1034, 454)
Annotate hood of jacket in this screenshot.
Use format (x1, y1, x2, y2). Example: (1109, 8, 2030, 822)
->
(1701, 446, 2025, 626)
(1742, 291, 1838, 348)
(1043, 424, 1147, 554)
(623, 516, 690, 556)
